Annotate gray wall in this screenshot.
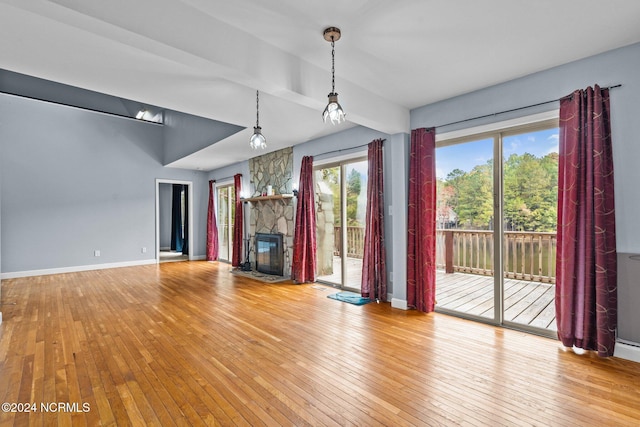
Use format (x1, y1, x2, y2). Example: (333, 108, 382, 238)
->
(163, 110, 244, 166)
(0, 94, 208, 274)
(412, 41, 640, 344)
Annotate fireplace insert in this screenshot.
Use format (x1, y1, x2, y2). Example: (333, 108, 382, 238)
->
(255, 233, 284, 276)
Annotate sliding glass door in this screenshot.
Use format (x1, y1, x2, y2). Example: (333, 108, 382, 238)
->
(501, 129, 558, 332)
(315, 159, 368, 291)
(435, 121, 558, 336)
(216, 184, 235, 262)
(435, 137, 495, 320)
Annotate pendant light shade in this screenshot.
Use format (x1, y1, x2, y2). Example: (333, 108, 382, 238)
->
(250, 90, 267, 150)
(323, 93, 345, 125)
(322, 27, 345, 124)
(250, 126, 266, 150)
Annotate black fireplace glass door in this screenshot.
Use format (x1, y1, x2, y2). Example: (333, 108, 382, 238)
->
(255, 233, 284, 276)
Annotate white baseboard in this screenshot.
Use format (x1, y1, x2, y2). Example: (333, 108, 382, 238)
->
(0, 259, 158, 279)
(391, 298, 408, 310)
(614, 341, 640, 363)
(0, 311, 2, 325)
(191, 255, 206, 261)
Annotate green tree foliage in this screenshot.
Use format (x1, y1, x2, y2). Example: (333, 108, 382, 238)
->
(317, 167, 341, 226)
(455, 163, 494, 229)
(317, 166, 364, 227)
(346, 168, 363, 226)
(503, 153, 557, 231)
(439, 152, 558, 232)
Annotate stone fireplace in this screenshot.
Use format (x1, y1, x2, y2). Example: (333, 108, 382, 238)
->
(247, 148, 294, 276)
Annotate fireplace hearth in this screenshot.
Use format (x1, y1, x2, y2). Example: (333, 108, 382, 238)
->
(255, 233, 284, 276)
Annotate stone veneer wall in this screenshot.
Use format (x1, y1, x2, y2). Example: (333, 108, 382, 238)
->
(247, 148, 295, 276)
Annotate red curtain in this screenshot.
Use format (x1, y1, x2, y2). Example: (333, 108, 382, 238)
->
(206, 180, 219, 261)
(231, 174, 243, 267)
(361, 139, 387, 301)
(556, 86, 617, 357)
(407, 128, 437, 312)
(291, 156, 317, 283)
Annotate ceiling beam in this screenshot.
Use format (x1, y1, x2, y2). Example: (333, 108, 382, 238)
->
(2, 0, 409, 135)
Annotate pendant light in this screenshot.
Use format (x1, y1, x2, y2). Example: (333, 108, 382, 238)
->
(250, 90, 267, 150)
(322, 27, 345, 124)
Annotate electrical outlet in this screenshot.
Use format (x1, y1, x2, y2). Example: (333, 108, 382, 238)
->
(141, 247, 147, 253)
(389, 271, 393, 282)
(94, 250, 101, 257)
(389, 205, 393, 216)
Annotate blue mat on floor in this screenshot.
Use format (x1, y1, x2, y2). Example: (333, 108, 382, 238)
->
(327, 291, 370, 306)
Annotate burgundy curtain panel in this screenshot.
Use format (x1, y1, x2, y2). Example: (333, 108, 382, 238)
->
(361, 139, 388, 301)
(206, 180, 219, 261)
(407, 128, 437, 312)
(291, 156, 317, 283)
(556, 85, 617, 357)
(231, 174, 244, 267)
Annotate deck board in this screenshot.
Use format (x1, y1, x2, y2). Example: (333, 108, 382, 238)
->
(319, 259, 557, 331)
(436, 271, 556, 330)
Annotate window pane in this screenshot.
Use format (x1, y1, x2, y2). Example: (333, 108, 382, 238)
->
(435, 137, 494, 320)
(502, 128, 558, 331)
(315, 166, 341, 284)
(217, 186, 230, 261)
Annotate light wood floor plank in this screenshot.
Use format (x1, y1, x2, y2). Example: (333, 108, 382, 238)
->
(1, 261, 639, 426)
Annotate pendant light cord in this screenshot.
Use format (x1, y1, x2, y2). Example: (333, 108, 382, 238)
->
(255, 90, 260, 128)
(331, 38, 336, 94)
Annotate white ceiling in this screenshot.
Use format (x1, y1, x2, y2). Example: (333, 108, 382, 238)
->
(2, 0, 640, 171)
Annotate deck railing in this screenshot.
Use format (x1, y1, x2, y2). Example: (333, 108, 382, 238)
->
(331, 227, 556, 283)
(436, 229, 556, 284)
(333, 226, 365, 258)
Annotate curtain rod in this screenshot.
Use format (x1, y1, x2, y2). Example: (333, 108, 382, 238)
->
(432, 84, 621, 130)
(313, 139, 386, 160)
(0, 90, 164, 126)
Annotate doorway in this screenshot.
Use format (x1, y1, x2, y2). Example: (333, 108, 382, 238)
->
(434, 119, 559, 337)
(216, 182, 235, 263)
(315, 158, 368, 291)
(156, 179, 193, 263)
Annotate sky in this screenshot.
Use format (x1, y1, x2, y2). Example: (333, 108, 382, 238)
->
(436, 128, 559, 179)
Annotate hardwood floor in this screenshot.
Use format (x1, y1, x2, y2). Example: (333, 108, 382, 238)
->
(1, 261, 639, 426)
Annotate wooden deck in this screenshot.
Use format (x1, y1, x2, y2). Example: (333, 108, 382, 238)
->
(436, 271, 557, 331)
(317, 259, 556, 331)
(316, 256, 363, 290)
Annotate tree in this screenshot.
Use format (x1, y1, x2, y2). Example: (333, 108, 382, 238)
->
(447, 162, 493, 229)
(438, 152, 558, 232)
(346, 168, 363, 226)
(503, 152, 557, 232)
